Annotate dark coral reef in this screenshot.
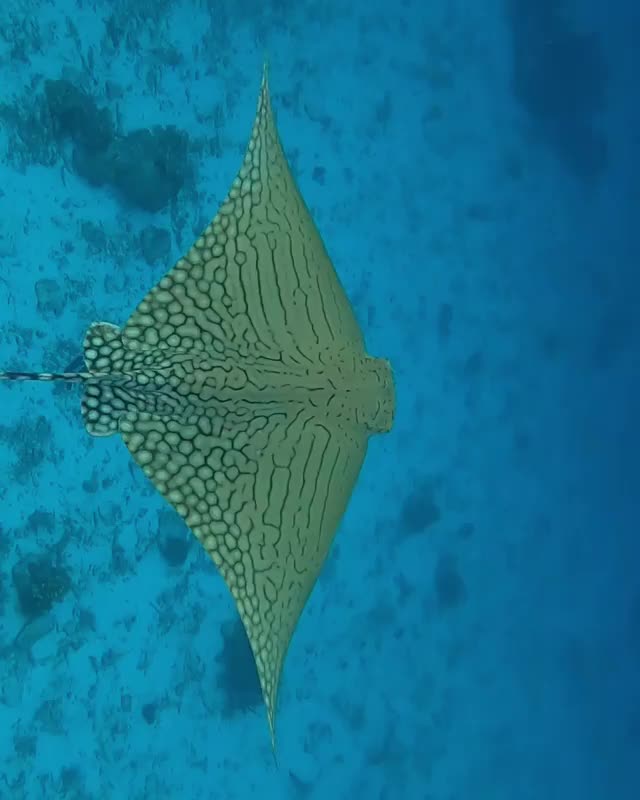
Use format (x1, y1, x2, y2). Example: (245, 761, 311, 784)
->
(216, 616, 262, 717)
(44, 78, 189, 212)
(12, 553, 72, 618)
(507, 0, 608, 179)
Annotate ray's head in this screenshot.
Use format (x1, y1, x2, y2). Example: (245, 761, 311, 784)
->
(364, 356, 395, 434)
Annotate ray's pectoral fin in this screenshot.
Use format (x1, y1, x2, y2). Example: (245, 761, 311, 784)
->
(118, 406, 367, 745)
(119, 62, 365, 363)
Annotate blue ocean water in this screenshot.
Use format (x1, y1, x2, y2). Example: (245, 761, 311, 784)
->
(0, 1, 637, 798)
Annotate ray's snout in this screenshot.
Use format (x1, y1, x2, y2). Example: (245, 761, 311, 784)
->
(365, 357, 395, 434)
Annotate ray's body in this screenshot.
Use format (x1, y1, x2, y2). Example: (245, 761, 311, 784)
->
(0, 66, 395, 747)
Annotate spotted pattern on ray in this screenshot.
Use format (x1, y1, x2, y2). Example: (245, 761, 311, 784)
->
(0, 64, 396, 748)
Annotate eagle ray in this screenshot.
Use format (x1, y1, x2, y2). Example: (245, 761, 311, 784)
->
(0, 64, 396, 748)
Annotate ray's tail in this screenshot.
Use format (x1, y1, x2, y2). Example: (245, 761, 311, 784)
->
(0, 370, 93, 383)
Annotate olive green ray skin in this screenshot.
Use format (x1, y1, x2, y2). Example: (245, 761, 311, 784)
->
(0, 65, 395, 748)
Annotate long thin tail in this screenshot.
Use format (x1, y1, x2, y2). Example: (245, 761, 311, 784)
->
(0, 371, 94, 383)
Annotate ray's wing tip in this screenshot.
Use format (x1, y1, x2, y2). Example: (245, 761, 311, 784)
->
(269, 714, 278, 759)
(259, 59, 271, 109)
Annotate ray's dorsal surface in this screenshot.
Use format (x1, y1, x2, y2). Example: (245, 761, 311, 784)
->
(0, 64, 395, 748)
